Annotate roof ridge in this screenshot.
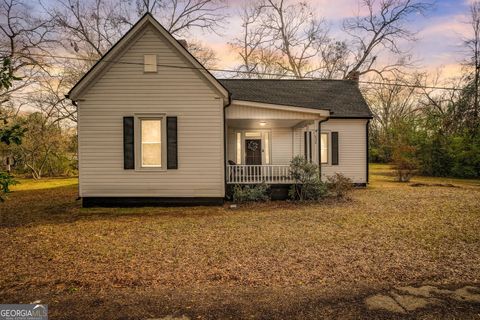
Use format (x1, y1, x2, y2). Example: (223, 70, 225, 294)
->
(218, 78, 352, 82)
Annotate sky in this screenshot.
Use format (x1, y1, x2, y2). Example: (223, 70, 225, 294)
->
(195, 0, 474, 78)
(33, 0, 475, 79)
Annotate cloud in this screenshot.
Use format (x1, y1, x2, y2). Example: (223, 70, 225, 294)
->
(420, 16, 470, 39)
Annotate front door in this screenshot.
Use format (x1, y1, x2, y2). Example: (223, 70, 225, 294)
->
(245, 139, 262, 165)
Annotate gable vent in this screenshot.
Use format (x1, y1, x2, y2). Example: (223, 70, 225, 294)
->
(144, 54, 157, 72)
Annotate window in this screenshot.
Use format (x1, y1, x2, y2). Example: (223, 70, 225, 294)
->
(264, 131, 270, 164)
(320, 133, 328, 164)
(141, 119, 162, 167)
(236, 132, 242, 164)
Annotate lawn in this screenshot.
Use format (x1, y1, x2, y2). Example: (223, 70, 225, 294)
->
(0, 165, 479, 319)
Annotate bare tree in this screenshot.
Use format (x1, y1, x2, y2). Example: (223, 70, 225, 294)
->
(462, 0, 480, 132)
(261, 0, 329, 78)
(48, 0, 131, 58)
(43, 0, 228, 123)
(231, 0, 330, 79)
(0, 0, 56, 99)
(12, 111, 73, 179)
(343, 0, 432, 79)
(186, 40, 218, 68)
(49, 0, 228, 56)
(36, 75, 77, 123)
(365, 74, 420, 134)
(363, 73, 426, 162)
(230, 2, 270, 78)
(135, 0, 228, 36)
(319, 40, 350, 79)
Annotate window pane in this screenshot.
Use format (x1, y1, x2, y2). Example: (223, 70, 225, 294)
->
(142, 120, 161, 142)
(321, 133, 328, 164)
(245, 131, 261, 137)
(236, 132, 242, 164)
(141, 119, 162, 167)
(264, 132, 270, 164)
(142, 143, 162, 166)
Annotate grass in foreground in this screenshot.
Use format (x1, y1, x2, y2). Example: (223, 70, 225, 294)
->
(0, 166, 479, 319)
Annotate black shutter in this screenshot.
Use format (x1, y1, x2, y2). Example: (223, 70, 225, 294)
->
(167, 116, 178, 169)
(123, 117, 135, 169)
(332, 131, 339, 165)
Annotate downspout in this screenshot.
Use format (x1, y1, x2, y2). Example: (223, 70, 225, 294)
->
(318, 115, 330, 181)
(223, 93, 232, 199)
(366, 119, 370, 184)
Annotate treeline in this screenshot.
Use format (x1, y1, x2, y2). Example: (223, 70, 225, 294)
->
(0, 111, 77, 178)
(367, 75, 480, 179)
(1, 0, 231, 179)
(367, 2, 480, 179)
(0, 0, 479, 181)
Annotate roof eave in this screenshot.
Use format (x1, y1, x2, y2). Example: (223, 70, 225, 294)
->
(231, 99, 330, 117)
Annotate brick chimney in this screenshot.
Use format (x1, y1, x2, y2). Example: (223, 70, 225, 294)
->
(346, 71, 360, 84)
(177, 39, 188, 49)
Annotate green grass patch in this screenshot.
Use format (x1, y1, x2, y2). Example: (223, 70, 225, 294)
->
(11, 177, 78, 191)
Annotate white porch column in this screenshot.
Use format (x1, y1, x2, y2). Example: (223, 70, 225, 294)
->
(313, 119, 320, 166)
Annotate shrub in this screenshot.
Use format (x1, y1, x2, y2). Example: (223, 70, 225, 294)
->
(232, 183, 270, 203)
(0, 171, 17, 202)
(391, 144, 418, 182)
(326, 173, 353, 198)
(288, 156, 327, 201)
(449, 134, 480, 179)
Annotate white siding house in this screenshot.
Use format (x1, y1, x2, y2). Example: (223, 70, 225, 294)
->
(69, 13, 372, 207)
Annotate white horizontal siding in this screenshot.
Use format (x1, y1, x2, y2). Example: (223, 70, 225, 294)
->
(224, 119, 368, 183)
(271, 128, 294, 165)
(78, 25, 224, 197)
(321, 119, 368, 184)
(227, 129, 236, 163)
(294, 127, 301, 157)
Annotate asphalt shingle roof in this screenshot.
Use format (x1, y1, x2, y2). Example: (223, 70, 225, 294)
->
(219, 79, 372, 118)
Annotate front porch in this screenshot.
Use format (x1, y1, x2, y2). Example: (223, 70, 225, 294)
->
(227, 164, 293, 184)
(226, 100, 330, 184)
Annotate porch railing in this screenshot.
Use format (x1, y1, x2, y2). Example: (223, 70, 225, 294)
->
(227, 165, 294, 184)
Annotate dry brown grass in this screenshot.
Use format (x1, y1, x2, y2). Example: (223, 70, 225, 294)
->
(0, 166, 479, 319)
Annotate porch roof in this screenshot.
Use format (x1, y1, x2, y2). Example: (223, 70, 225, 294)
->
(219, 79, 372, 119)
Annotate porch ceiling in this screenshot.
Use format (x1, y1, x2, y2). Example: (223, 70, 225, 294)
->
(227, 119, 307, 129)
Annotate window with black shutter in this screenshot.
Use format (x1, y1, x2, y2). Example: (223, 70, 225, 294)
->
(332, 132, 339, 165)
(123, 117, 135, 169)
(167, 117, 178, 169)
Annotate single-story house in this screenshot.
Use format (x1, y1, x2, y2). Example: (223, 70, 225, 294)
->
(68, 13, 372, 207)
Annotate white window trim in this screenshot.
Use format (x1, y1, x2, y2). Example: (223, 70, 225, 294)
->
(320, 131, 331, 166)
(134, 113, 167, 171)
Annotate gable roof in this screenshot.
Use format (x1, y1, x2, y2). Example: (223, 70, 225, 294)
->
(219, 79, 372, 118)
(68, 13, 229, 102)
